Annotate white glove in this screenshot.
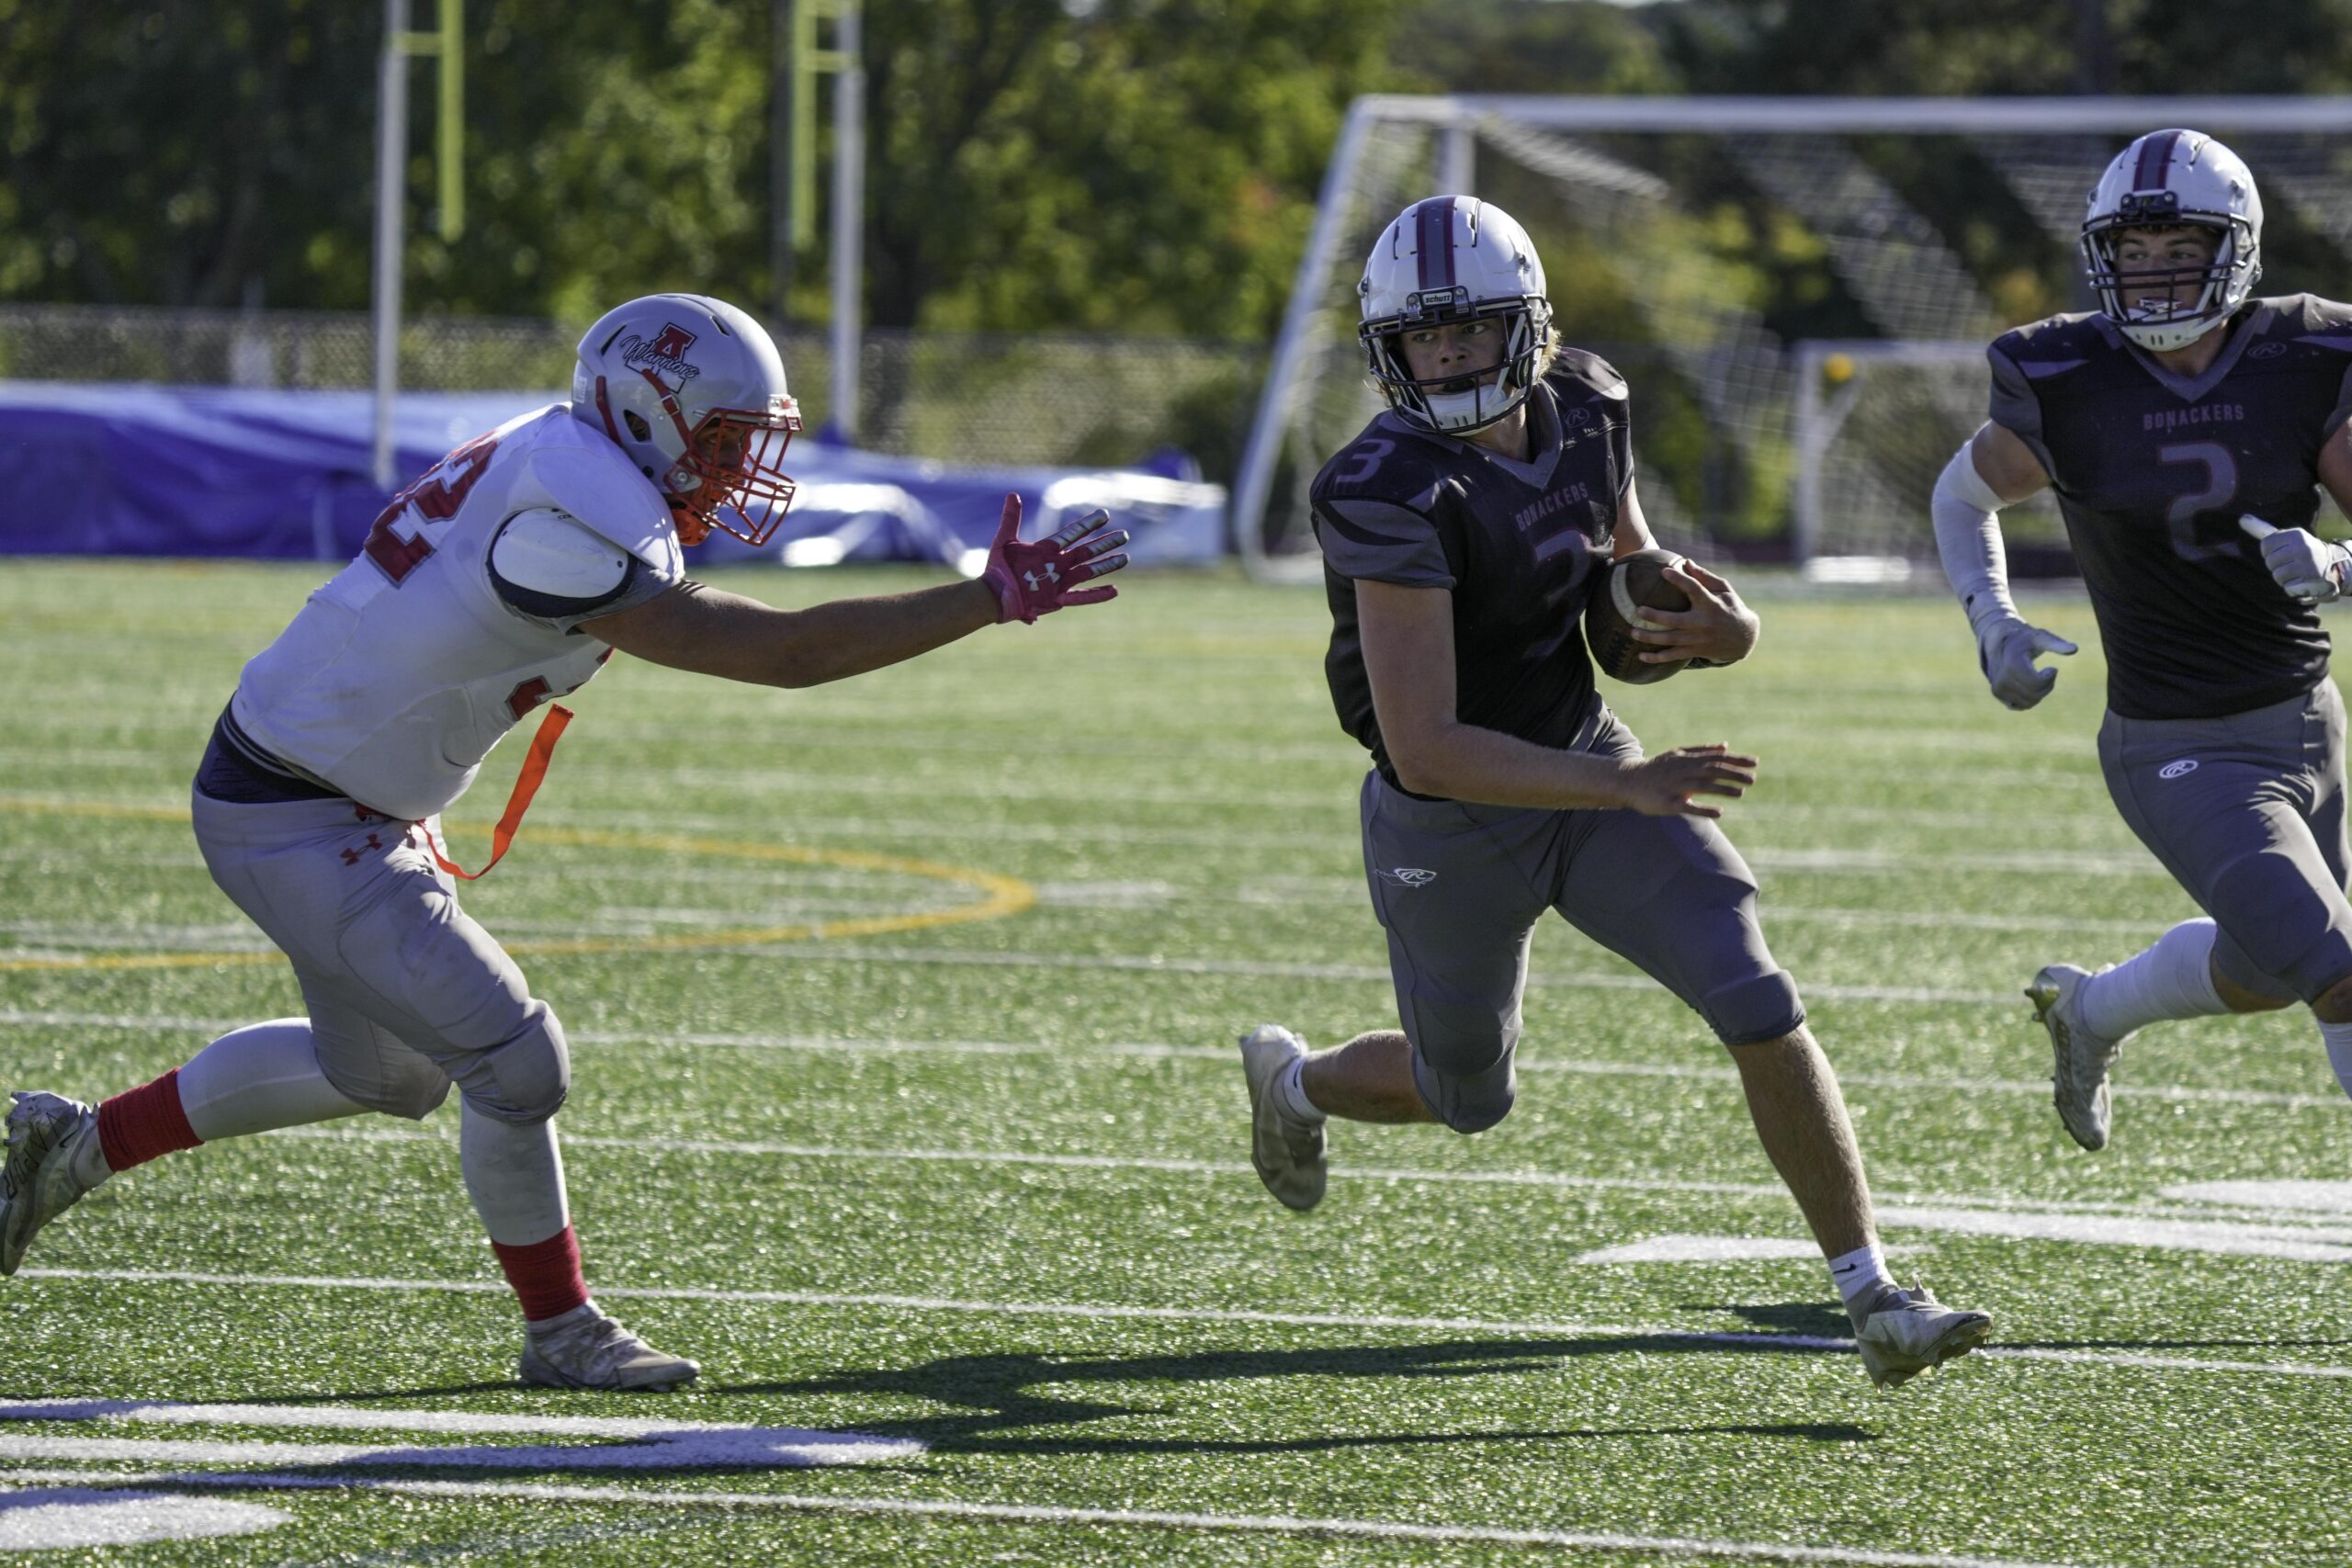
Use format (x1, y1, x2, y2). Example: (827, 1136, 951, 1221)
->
(2241, 514, 2352, 604)
(1973, 612, 2077, 710)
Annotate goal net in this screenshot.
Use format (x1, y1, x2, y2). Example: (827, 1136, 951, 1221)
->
(1234, 96, 2352, 582)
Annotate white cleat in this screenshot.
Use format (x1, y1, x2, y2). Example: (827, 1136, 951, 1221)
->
(2027, 963, 2125, 1151)
(1849, 1281, 1993, 1391)
(518, 1303, 700, 1393)
(1, 1091, 101, 1278)
(1238, 1024, 1326, 1213)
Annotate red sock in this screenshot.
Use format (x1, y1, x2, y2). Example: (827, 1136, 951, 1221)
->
(96, 1069, 203, 1173)
(492, 1225, 590, 1323)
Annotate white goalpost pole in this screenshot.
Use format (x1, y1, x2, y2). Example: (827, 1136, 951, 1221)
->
(828, 0, 865, 445)
(370, 0, 411, 490)
(1230, 96, 1377, 582)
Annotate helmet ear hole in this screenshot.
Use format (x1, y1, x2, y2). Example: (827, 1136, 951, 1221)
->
(623, 410, 652, 443)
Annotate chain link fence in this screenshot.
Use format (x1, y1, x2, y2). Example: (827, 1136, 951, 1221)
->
(0, 305, 1267, 484)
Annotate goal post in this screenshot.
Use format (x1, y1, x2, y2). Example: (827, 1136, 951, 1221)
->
(1235, 95, 2352, 583)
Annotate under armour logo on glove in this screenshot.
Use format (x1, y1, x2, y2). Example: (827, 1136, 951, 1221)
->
(981, 493, 1129, 625)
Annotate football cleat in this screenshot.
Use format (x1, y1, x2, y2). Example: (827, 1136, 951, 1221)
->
(2028, 963, 2125, 1151)
(1238, 1024, 1327, 1213)
(1, 1091, 102, 1278)
(1849, 1280, 1993, 1391)
(518, 1303, 700, 1393)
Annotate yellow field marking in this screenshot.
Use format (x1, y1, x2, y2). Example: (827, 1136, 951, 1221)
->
(0, 798, 1034, 972)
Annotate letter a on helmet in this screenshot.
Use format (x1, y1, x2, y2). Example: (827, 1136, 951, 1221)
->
(1358, 196, 1555, 434)
(571, 293, 804, 546)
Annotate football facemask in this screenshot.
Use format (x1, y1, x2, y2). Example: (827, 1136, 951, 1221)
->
(655, 397, 803, 547)
(1359, 196, 1555, 434)
(2080, 130, 2263, 353)
(1361, 301, 1552, 434)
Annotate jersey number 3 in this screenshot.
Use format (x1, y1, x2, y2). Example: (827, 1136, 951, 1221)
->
(363, 434, 501, 586)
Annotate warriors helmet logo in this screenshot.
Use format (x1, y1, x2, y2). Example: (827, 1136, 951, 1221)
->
(620, 323, 702, 381)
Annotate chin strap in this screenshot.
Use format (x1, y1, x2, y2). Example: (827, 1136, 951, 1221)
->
(422, 704, 574, 881)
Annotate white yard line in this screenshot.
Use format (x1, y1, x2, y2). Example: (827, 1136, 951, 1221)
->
(0, 1399, 879, 1442)
(9, 1472, 2108, 1568)
(252, 1121, 2352, 1232)
(16, 1268, 2352, 1382)
(0, 1470, 2101, 1568)
(0, 1430, 919, 1471)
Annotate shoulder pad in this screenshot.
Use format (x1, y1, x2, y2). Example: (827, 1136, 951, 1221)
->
(1545, 349, 1628, 404)
(1993, 311, 2111, 366)
(490, 508, 634, 604)
(2245, 294, 2352, 349)
(1311, 417, 1447, 512)
(520, 431, 684, 573)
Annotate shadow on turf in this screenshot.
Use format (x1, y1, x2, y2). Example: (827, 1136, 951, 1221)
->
(713, 1334, 1882, 1453)
(1702, 1300, 2352, 1355)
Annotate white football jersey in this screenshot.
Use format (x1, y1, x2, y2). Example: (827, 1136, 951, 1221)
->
(232, 405, 684, 821)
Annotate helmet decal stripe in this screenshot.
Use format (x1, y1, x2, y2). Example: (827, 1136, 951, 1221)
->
(1413, 197, 1455, 292)
(2132, 130, 2181, 193)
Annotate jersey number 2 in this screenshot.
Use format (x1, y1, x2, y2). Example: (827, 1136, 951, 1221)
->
(363, 434, 501, 585)
(2156, 441, 2240, 563)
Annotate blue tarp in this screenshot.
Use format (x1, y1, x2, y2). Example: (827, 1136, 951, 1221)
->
(0, 382, 1227, 566)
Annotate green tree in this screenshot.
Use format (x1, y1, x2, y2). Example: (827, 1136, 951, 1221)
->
(0, 0, 379, 306)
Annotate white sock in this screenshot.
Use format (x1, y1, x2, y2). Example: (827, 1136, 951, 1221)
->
(2321, 1020, 2352, 1101)
(1272, 1054, 1325, 1125)
(2076, 919, 2228, 1040)
(1828, 1241, 1894, 1308)
(177, 1020, 368, 1140)
(460, 1104, 572, 1247)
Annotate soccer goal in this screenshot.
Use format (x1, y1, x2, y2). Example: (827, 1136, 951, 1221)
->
(1234, 96, 2352, 583)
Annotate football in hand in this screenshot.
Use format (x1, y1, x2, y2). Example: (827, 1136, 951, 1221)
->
(1584, 547, 1692, 685)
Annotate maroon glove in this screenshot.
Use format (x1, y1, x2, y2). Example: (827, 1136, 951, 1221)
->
(981, 494, 1129, 625)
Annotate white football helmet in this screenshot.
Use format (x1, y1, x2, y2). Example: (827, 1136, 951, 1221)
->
(2081, 129, 2262, 353)
(571, 293, 803, 545)
(1359, 196, 1555, 434)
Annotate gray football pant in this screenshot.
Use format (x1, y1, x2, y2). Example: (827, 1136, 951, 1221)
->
(1359, 706, 1804, 1133)
(2099, 679, 2352, 1005)
(190, 790, 571, 1127)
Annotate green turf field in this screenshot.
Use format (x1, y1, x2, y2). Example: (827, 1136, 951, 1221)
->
(3, 558, 2349, 1566)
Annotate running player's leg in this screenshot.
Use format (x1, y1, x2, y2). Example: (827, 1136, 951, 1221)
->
(1238, 773, 1548, 1210)
(307, 817, 688, 1386)
(4, 797, 384, 1274)
(2048, 686, 2352, 1142)
(1547, 795, 1860, 1251)
(1548, 714, 1989, 1384)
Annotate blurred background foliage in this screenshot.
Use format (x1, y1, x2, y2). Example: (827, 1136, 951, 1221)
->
(15, 0, 2352, 329)
(6, 0, 2352, 503)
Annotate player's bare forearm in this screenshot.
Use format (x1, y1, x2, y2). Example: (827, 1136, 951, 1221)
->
(1358, 574, 1753, 816)
(1627, 560, 1759, 667)
(1390, 720, 1637, 807)
(1390, 720, 1754, 818)
(585, 577, 999, 689)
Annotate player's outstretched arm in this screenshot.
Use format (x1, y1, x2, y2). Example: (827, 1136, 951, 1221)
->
(1933, 423, 2075, 709)
(584, 494, 1127, 688)
(1357, 579, 1756, 816)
